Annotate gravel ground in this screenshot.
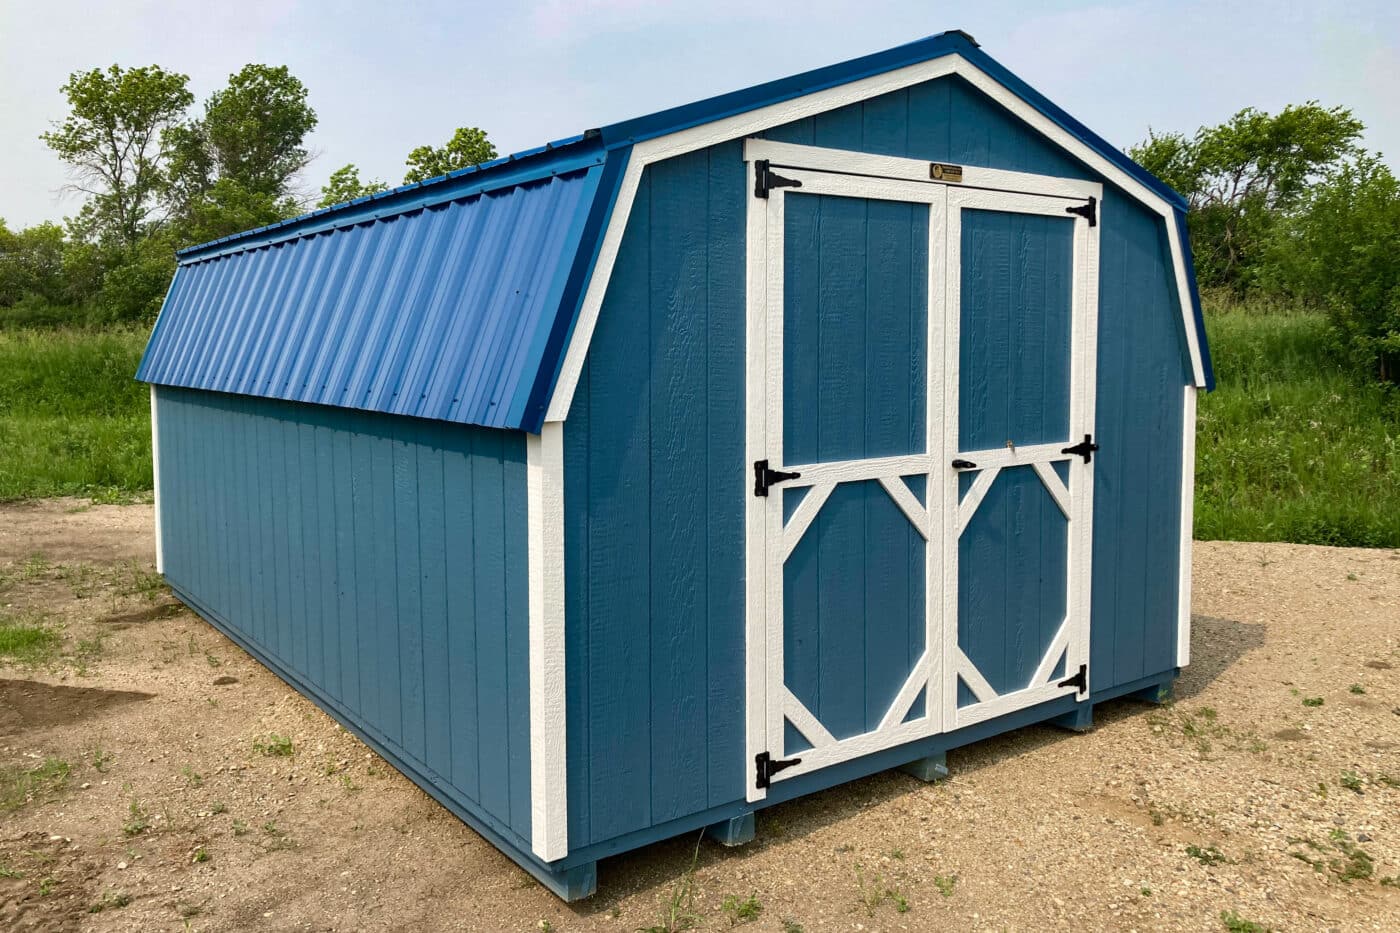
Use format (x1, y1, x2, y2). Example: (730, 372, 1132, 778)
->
(0, 498, 1396, 932)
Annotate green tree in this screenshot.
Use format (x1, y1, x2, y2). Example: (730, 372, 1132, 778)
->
(167, 64, 317, 242)
(1131, 103, 1363, 290)
(403, 127, 497, 183)
(0, 220, 69, 307)
(1267, 155, 1400, 380)
(319, 164, 390, 208)
(40, 65, 194, 246)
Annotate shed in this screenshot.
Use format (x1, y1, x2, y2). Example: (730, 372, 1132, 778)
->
(137, 30, 1212, 900)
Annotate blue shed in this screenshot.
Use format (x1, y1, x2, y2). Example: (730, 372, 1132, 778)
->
(138, 30, 1211, 900)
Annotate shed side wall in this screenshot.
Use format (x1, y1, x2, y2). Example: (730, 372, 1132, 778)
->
(564, 74, 1193, 848)
(155, 386, 533, 848)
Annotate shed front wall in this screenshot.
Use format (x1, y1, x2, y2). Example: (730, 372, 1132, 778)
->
(563, 72, 1193, 851)
(154, 386, 534, 851)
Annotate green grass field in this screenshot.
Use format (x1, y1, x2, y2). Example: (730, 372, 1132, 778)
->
(0, 327, 151, 501)
(1197, 306, 1400, 547)
(0, 310, 1396, 545)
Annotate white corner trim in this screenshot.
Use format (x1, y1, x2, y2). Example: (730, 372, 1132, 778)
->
(150, 384, 165, 575)
(1177, 385, 1198, 667)
(544, 51, 1205, 422)
(526, 422, 568, 861)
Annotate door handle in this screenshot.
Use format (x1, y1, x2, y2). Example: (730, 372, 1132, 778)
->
(951, 459, 978, 470)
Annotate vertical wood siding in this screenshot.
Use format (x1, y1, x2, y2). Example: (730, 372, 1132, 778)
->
(564, 74, 1192, 847)
(155, 387, 533, 847)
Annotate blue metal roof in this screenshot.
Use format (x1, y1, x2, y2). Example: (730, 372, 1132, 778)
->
(139, 166, 603, 429)
(140, 30, 1211, 429)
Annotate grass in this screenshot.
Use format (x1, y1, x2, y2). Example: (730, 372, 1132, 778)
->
(1197, 303, 1400, 547)
(0, 609, 63, 665)
(0, 327, 151, 501)
(0, 758, 71, 812)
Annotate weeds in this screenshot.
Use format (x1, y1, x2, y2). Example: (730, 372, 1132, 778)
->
(0, 758, 71, 812)
(122, 798, 149, 836)
(639, 834, 703, 933)
(253, 734, 294, 757)
(87, 890, 132, 913)
(1220, 910, 1270, 933)
(1340, 771, 1363, 793)
(721, 893, 762, 924)
(932, 874, 956, 897)
(1287, 831, 1375, 883)
(1302, 697, 1324, 708)
(180, 765, 204, 788)
(1349, 683, 1365, 695)
(854, 862, 911, 915)
(1186, 844, 1228, 866)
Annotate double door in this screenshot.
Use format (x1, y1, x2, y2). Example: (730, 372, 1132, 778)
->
(744, 141, 1101, 799)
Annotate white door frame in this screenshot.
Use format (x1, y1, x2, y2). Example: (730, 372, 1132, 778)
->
(743, 141, 1102, 800)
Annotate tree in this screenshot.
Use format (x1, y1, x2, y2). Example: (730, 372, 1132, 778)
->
(1131, 103, 1363, 289)
(1267, 155, 1400, 381)
(40, 65, 194, 246)
(166, 64, 317, 243)
(403, 127, 497, 183)
(319, 164, 390, 208)
(0, 220, 68, 307)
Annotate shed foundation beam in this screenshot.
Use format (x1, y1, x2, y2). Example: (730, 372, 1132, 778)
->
(705, 812, 755, 847)
(1048, 703, 1094, 733)
(899, 751, 949, 783)
(1130, 680, 1174, 705)
(534, 860, 597, 902)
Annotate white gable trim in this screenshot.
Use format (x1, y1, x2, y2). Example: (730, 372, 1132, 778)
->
(543, 52, 1204, 422)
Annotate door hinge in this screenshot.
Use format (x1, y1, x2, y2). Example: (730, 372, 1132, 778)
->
(1057, 663, 1088, 695)
(1065, 195, 1097, 226)
(1061, 434, 1099, 464)
(755, 751, 802, 789)
(754, 459, 802, 497)
(754, 159, 802, 199)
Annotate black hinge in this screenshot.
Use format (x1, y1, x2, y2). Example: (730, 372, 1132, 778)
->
(1057, 663, 1088, 695)
(754, 159, 802, 199)
(1065, 195, 1097, 226)
(1061, 434, 1099, 464)
(753, 459, 802, 497)
(755, 751, 802, 789)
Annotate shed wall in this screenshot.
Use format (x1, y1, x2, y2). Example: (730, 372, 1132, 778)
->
(155, 386, 534, 847)
(563, 73, 1193, 848)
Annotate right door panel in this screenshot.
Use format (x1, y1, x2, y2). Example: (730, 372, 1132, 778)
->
(944, 189, 1098, 730)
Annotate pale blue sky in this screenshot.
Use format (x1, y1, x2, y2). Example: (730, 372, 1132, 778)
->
(1, 0, 1396, 228)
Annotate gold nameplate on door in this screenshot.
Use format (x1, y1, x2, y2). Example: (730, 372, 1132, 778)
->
(929, 162, 964, 183)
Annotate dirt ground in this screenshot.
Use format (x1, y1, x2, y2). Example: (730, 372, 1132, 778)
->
(0, 499, 1396, 932)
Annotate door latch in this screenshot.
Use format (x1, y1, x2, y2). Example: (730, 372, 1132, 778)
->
(754, 459, 802, 497)
(755, 751, 802, 789)
(1060, 434, 1099, 464)
(951, 458, 978, 470)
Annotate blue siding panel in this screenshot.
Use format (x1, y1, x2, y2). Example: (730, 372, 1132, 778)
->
(155, 387, 532, 850)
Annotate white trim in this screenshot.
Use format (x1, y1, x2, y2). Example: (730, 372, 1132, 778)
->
(877, 477, 932, 541)
(526, 423, 568, 861)
(1177, 385, 1197, 667)
(150, 384, 164, 575)
(956, 467, 1001, 534)
(1029, 618, 1072, 686)
(545, 51, 1204, 422)
(744, 138, 1104, 202)
(742, 157, 770, 803)
(877, 653, 933, 731)
(782, 690, 838, 749)
(955, 651, 997, 705)
(1032, 462, 1073, 519)
(781, 481, 836, 561)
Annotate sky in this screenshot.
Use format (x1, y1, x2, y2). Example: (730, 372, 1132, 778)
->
(1, 0, 1397, 228)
